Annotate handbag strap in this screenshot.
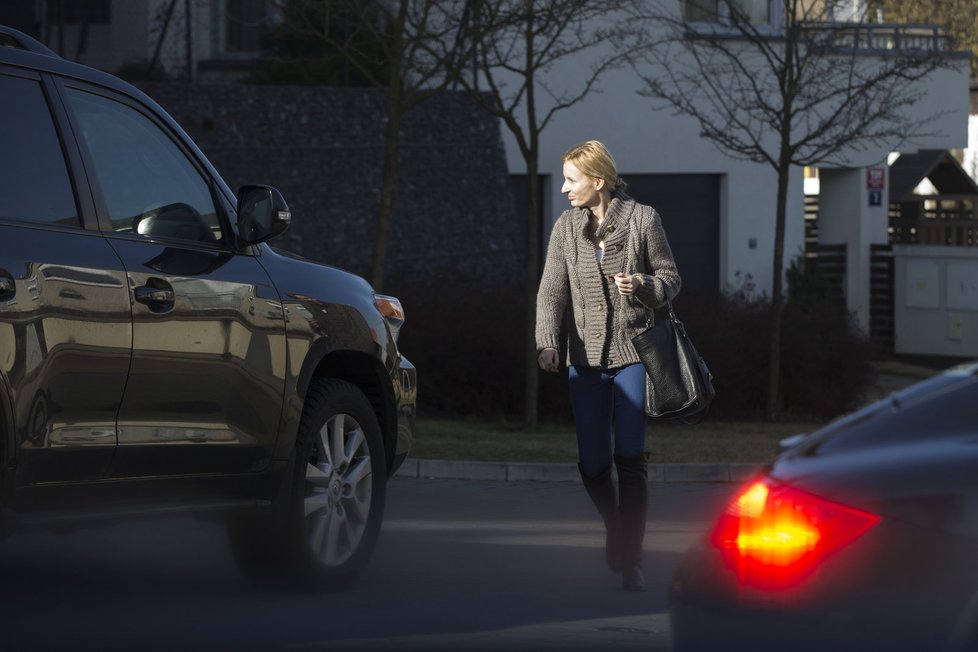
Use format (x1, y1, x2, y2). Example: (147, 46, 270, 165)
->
(664, 297, 689, 338)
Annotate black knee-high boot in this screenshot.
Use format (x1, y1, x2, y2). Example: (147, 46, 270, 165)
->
(579, 464, 622, 572)
(615, 453, 648, 591)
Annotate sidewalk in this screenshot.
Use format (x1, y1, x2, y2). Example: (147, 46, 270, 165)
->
(398, 358, 948, 484)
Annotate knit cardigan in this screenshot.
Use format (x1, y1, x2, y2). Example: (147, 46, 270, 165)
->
(535, 191, 681, 369)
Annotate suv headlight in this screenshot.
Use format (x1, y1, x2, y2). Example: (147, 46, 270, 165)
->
(374, 294, 405, 342)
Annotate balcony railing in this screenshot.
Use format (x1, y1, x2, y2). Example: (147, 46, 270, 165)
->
(801, 22, 950, 52)
(689, 20, 954, 54)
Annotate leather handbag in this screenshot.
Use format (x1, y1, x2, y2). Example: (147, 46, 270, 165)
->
(631, 299, 715, 421)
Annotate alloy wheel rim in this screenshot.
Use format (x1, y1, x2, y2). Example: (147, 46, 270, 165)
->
(303, 412, 373, 567)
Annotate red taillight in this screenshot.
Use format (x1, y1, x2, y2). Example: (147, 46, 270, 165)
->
(710, 478, 880, 590)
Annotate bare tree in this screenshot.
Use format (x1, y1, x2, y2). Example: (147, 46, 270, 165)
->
(425, 0, 644, 428)
(632, 0, 958, 419)
(267, 0, 486, 290)
(416, 0, 636, 429)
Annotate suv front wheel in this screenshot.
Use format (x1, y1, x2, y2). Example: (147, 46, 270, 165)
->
(230, 378, 387, 590)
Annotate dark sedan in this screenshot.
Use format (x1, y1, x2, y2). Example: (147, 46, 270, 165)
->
(670, 362, 978, 652)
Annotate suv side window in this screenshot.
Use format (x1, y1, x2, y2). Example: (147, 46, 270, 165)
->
(0, 74, 79, 227)
(63, 87, 224, 244)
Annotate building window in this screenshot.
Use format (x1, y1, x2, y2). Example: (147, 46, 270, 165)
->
(226, 0, 267, 53)
(737, 0, 770, 23)
(684, 0, 771, 25)
(685, 0, 718, 22)
(45, 0, 110, 25)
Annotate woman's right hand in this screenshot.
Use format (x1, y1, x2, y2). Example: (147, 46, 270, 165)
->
(538, 347, 559, 373)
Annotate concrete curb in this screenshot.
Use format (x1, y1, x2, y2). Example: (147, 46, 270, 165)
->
(396, 458, 761, 483)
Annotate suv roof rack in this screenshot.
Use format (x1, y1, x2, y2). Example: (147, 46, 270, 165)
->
(0, 25, 58, 57)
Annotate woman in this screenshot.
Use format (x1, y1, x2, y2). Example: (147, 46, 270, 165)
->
(536, 140, 680, 591)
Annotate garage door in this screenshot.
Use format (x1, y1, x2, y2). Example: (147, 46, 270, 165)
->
(626, 175, 720, 295)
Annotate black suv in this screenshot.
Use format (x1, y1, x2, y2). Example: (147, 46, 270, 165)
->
(0, 26, 416, 588)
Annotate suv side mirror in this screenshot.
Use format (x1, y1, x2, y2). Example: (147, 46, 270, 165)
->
(236, 185, 291, 246)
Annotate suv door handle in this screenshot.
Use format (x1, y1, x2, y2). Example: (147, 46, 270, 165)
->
(134, 282, 174, 313)
(134, 286, 174, 304)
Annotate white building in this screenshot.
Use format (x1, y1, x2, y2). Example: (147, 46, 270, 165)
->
(494, 1, 971, 345)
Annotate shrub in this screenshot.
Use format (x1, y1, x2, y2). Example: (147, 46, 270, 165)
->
(780, 300, 875, 418)
(675, 264, 875, 420)
(780, 254, 876, 418)
(675, 288, 771, 419)
(394, 276, 526, 418)
(396, 266, 874, 422)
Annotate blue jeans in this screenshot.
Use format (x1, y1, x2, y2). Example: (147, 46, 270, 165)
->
(568, 363, 647, 477)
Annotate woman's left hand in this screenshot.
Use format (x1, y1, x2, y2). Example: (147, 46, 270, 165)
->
(613, 272, 643, 296)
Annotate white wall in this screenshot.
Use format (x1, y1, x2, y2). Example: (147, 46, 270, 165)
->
(846, 64, 971, 164)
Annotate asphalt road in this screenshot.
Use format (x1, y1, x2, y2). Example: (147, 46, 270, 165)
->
(0, 478, 737, 651)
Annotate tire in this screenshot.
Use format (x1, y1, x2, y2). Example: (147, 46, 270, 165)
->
(229, 378, 387, 590)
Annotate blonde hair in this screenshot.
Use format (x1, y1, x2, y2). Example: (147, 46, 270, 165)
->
(562, 140, 627, 192)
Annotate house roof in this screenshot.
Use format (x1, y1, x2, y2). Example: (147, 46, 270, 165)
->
(889, 149, 978, 202)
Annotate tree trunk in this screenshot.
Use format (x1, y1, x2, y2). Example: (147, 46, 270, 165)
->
(524, 156, 540, 429)
(369, 1, 408, 291)
(522, 5, 540, 430)
(765, 160, 791, 420)
(148, 0, 179, 78)
(370, 100, 402, 291)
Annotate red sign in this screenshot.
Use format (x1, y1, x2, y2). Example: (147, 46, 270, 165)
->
(867, 167, 885, 189)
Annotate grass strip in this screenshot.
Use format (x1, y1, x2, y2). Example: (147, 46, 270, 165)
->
(411, 417, 821, 464)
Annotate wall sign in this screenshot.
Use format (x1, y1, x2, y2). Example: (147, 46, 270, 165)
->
(867, 166, 885, 189)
